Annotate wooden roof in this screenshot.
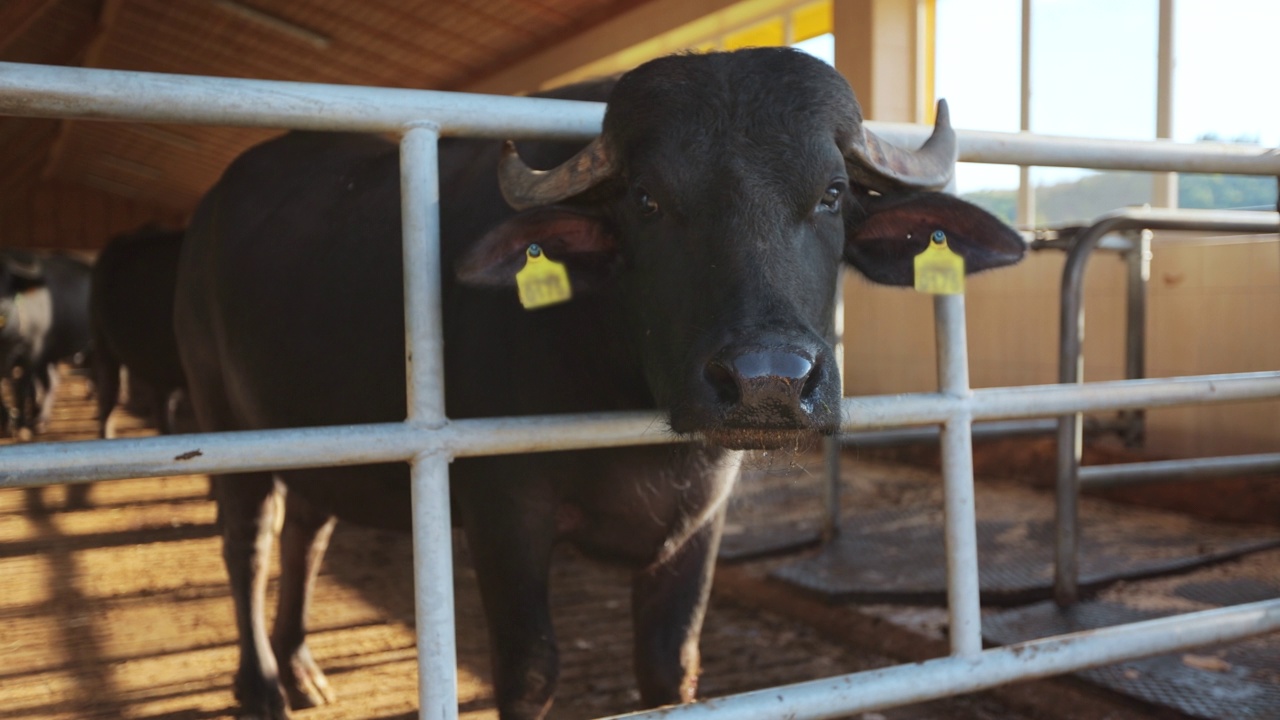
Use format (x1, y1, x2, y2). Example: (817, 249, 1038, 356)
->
(0, 0, 649, 231)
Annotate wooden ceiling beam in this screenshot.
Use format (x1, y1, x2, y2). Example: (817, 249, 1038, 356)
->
(82, 0, 126, 66)
(0, 0, 61, 55)
(462, 0, 742, 94)
(42, 0, 126, 181)
(212, 0, 332, 50)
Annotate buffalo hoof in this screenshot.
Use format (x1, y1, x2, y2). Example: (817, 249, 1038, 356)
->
(233, 672, 290, 720)
(15, 427, 33, 442)
(280, 647, 335, 710)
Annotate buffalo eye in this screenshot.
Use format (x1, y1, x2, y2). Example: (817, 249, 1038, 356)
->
(817, 181, 846, 214)
(635, 187, 660, 216)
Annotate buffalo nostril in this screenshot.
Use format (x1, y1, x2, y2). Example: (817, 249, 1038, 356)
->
(706, 349, 816, 411)
(704, 359, 740, 405)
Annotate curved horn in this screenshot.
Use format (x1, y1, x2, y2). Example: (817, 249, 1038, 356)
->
(498, 136, 618, 211)
(2, 254, 42, 281)
(844, 99, 958, 191)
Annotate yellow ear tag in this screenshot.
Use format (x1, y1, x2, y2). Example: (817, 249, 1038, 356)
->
(913, 230, 965, 295)
(516, 244, 572, 310)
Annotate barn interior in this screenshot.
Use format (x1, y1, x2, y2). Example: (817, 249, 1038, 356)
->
(1, 1, 1278, 719)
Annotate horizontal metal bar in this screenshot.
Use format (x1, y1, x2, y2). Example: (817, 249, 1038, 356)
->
(5, 63, 1280, 176)
(603, 599, 1280, 720)
(843, 417, 1130, 447)
(844, 418, 1060, 447)
(1030, 235, 1136, 253)
(874, 120, 1280, 175)
(1031, 229, 1280, 254)
(0, 422, 415, 487)
(846, 371, 1280, 428)
(0, 411, 677, 487)
(1080, 452, 1280, 488)
(0, 62, 603, 140)
(1077, 207, 1280, 240)
(3, 372, 1278, 488)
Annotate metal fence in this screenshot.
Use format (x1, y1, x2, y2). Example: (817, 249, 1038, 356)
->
(1050, 208, 1280, 605)
(2, 61, 1280, 720)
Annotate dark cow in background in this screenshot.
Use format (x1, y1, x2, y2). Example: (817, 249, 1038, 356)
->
(90, 226, 189, 439)
(175, 48, 1024, 720)
(0, 249, 92, 440)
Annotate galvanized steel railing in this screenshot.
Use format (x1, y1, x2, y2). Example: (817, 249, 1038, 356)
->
(1052, 207, 1280, 605)
(2, 61, 1280, 720)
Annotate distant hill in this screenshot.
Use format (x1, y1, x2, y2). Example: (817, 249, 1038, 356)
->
(962, 157, 1278, 228)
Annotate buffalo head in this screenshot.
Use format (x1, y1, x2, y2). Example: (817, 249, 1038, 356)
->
(458, 48, 1023, 449)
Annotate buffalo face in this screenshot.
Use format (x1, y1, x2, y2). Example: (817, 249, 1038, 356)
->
(607, 117, 848, 447)
(458, 48, 1024, 450)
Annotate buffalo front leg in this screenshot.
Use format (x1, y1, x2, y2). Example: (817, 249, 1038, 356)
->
(216, 473, 290, 720)
(631, 507, 727, 708)
(32, 362, 58, 434)
(94, 345, 121, 439)
(270, 484, 337, 710)
(459, 472, 560, 720)
(11, 366, 36, 439)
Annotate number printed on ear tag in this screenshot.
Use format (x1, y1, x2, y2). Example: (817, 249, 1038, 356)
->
(914, 230, 965, 295)
(516, 244, 573, 310)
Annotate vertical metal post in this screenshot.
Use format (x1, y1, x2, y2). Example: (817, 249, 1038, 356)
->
(1016, 0, 1035, 228)
(935, 293, 982, 656)
(1054, 412, 1083, 606)
(410, 451, 458, 720)
(1152, 0, 1178, 208)
(1120, 230, 1152, 446)
(402, 124, 448, 428)
(1055, 239, 1088, 607)
(823, 270, 846, 542)
(400, 125, 458, 720)
(822, 435, 842, 541)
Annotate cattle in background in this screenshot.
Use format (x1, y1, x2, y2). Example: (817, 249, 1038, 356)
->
(175, 48, 1024, 720)
(90, 226, 189, 439)
(0, 249, 92, 439)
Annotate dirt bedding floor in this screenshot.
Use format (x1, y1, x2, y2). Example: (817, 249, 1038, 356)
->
(0, 373, 1202, 720)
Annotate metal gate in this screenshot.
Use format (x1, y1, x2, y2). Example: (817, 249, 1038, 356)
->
(1, 61, 1278, 720)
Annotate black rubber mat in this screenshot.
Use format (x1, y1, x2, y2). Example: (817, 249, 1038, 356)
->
(983, 582, 1280, 720)
(719, 522, 821, 562)
(719, 461, 826, 562)
(770, 493, 1280, 604)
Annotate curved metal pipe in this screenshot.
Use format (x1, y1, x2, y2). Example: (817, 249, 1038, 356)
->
(1055, 207, 1280, 606)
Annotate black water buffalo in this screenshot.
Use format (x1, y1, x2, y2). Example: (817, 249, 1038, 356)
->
(0, 249, 92, 438)
(90, 226, 188, 438)
(174, 48, 1024, 719)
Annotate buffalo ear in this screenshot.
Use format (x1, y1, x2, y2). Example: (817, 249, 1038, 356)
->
(456, 206, 618, 290)
(843, 191, 1025, 286)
